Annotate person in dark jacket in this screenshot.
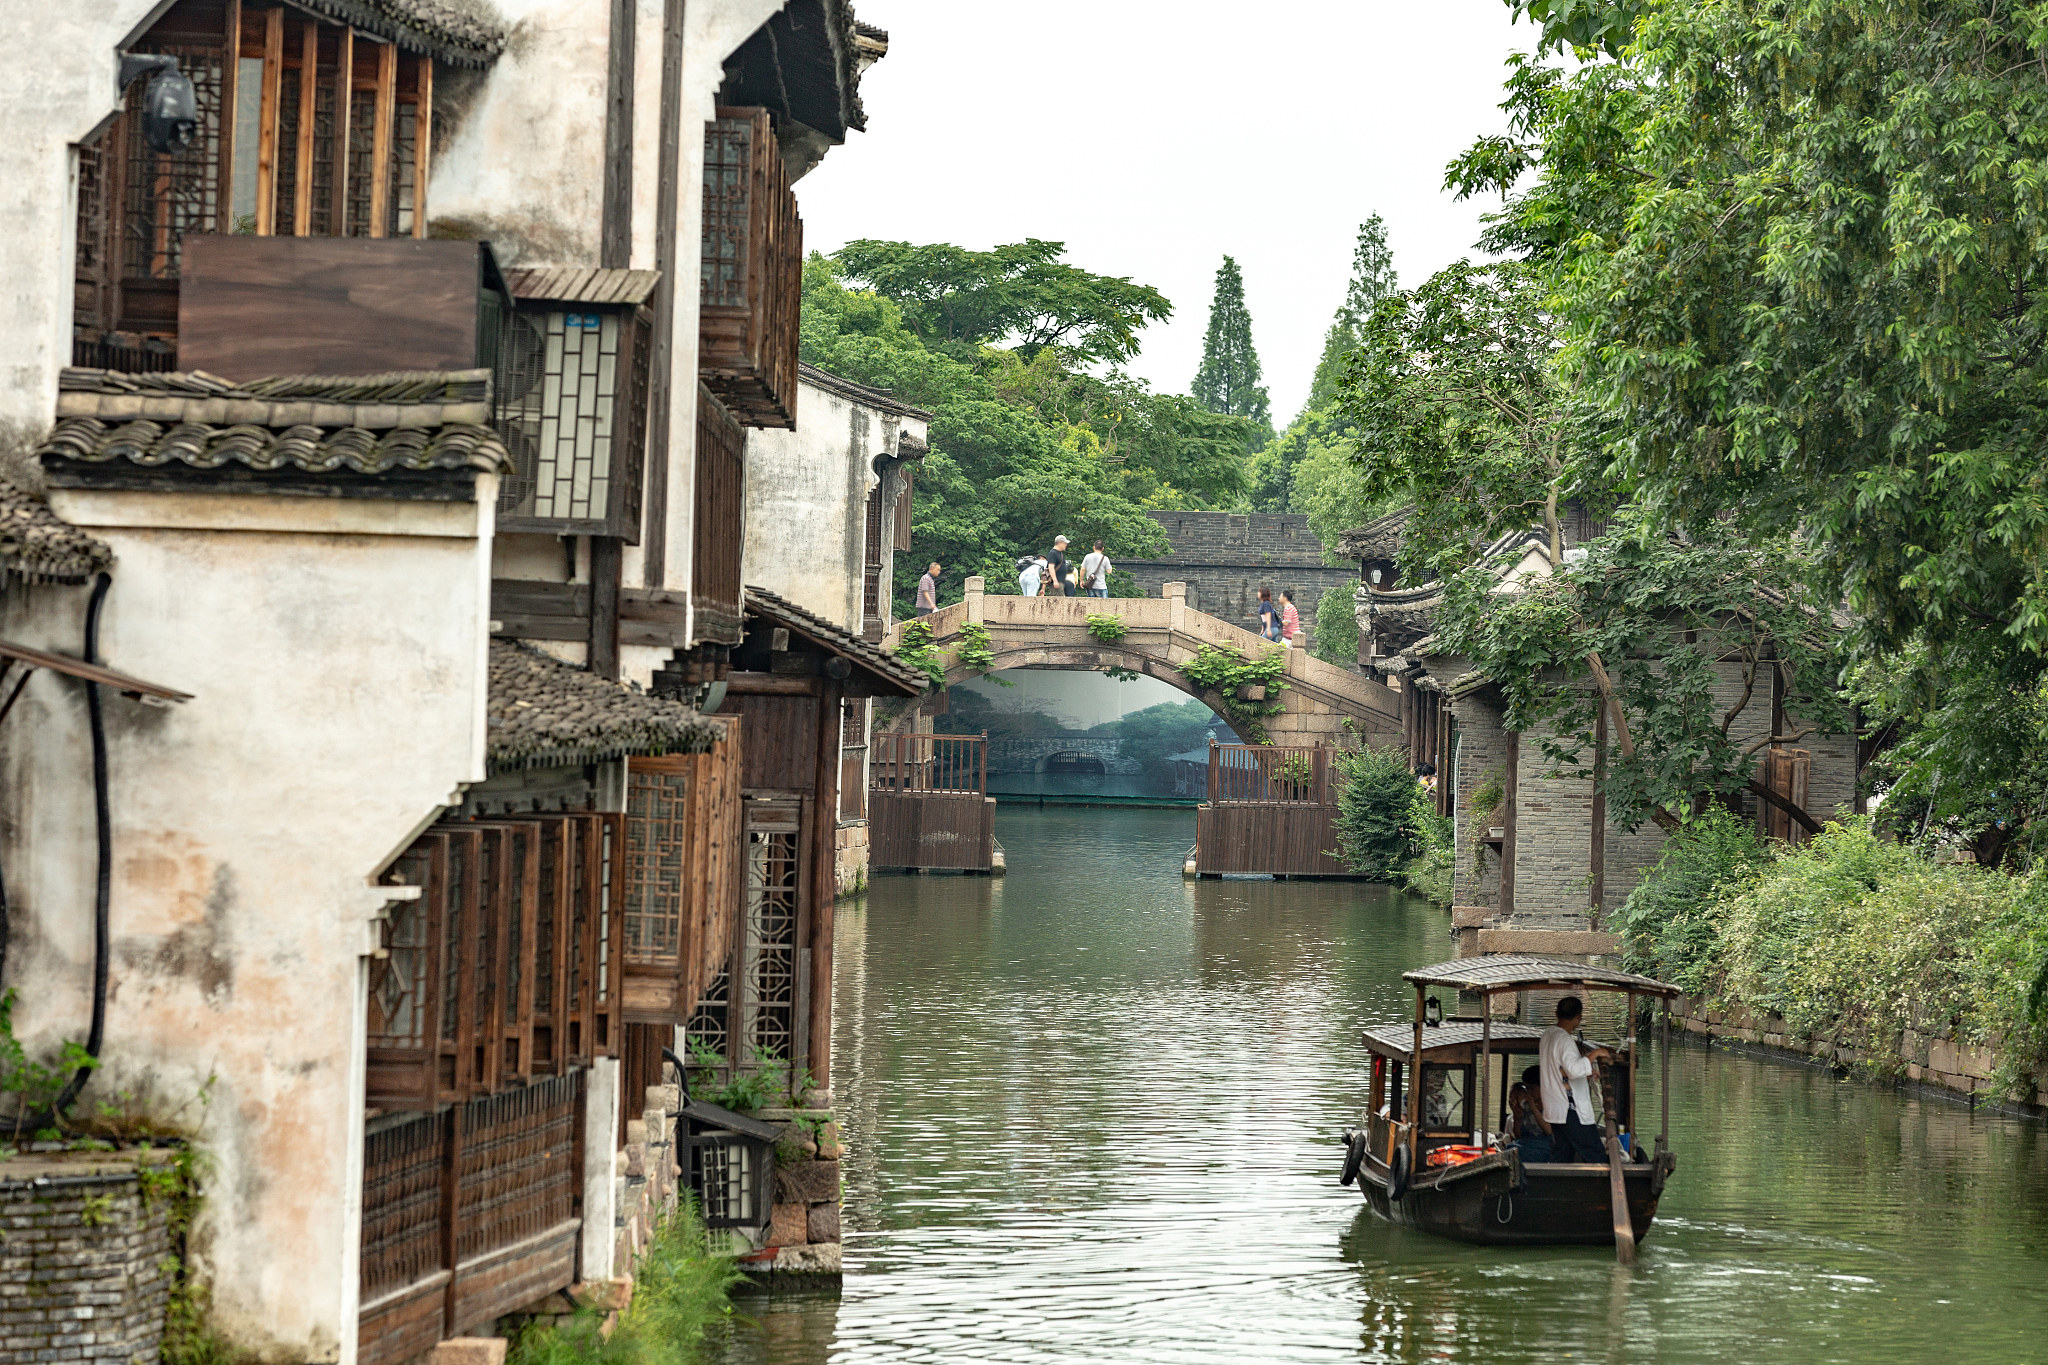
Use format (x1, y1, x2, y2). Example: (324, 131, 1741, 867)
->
(1047, 535, 1077, 597)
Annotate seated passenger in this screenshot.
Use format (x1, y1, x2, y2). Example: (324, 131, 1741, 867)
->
(1505, 1065, 1553, 1162)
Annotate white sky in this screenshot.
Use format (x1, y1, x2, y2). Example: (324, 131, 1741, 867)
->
(793, 0, 1536, 422)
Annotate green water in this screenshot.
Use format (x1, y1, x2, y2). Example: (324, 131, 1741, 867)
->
(717, 807, 2048, 1363)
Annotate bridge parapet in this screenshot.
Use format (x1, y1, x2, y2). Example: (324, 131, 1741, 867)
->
(885, 576, 1402, 743)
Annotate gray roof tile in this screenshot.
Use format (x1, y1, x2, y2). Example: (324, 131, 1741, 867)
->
(488, 639, 726, 772)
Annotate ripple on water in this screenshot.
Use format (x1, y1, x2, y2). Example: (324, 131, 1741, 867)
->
(714, 806, 2048, 1365)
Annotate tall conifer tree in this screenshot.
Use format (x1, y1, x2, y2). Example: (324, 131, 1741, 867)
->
(1191, 256, 1272, 444)
(1306, 216, 1398, 411)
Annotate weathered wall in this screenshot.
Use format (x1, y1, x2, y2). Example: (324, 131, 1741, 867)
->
(1, 486, 495, 1363)
(0, 1160, 171, 1365)
(1117, 511, 1357, 642)
(1449, 696, 1507, 910)
(0, 1, 160, 430)
(742, 380, 915, 633)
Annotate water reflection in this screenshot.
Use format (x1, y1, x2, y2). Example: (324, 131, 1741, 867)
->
(716, 807, 2048, 1364)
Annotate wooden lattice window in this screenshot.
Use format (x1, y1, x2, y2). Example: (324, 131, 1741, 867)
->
(692, 385, 747, 645)
(71, 2, 436, 355)
(623, 723, 744, 1025)
(698, 107, 802, 428)
(740, 805, 803, 1066)
(494, 305, 652, 538)
(893, 469, 915, 552)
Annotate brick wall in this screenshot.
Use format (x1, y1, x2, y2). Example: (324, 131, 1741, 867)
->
(0, 1164, 171, 1365)
(1117, 511, 1357, 640)
(1450, 697, 1508, 908)
(1511, 722, 1598, 923)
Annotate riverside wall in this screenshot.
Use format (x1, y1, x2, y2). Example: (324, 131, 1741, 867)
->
(0, 1156, 172, 1365)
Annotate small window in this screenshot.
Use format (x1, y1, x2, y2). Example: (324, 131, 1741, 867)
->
(1420, 1063, 1472, 1131)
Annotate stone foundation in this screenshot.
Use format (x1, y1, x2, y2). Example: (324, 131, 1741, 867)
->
(740, 1107, 843, 1283)
(1672, 996, 2048, 1111)
(834, 822, 870, 898)
(0, 1153, 173, 1365)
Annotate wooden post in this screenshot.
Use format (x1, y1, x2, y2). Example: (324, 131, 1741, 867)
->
(255, 7, 284, 234)
(411, 55, 432, 237)
(808, 680, 843, 1094)
(368, 39, 396, 235)
(334, 26, 354, 234)
(218, 0, 241, 234)
(1659, 997, 1670, 1151)
(1478, 1000, 1492, 1146)
(1600, 1054, 1637, 1265)
(590, 538, 622, 680)
(1501, 731, 1519, 917)
(1591, 704, 1607, 923)
(294, 20, 317, 234)
(600, 0, 636, 266)
(440, 1099, 463, 1332)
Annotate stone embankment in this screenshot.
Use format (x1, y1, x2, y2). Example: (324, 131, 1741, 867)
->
(0, 1151, 173, 1365)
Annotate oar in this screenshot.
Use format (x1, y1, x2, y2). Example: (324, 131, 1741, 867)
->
(1599, 1057, 1637, 1265)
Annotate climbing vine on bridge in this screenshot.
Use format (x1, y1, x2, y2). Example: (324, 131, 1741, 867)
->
(952, 622, 1012, 686)
(891, 621, 947, 691)
(1178, 643, 1288, 744)
(1085, 613, 1129, 644)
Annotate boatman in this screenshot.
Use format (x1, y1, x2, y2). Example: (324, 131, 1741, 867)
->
(1539, 997, 1612, 1163)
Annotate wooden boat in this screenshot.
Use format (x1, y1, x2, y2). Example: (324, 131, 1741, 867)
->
(1339, 955, 1681, 1260)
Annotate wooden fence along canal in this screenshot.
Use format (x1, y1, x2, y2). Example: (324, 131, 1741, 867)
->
(869, 732, 996, 872)
(1193, 742, 1347, 878)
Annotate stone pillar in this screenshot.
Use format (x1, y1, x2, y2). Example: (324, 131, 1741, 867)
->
(965, 575, 985, 623)
(1164, 580, 1186, 632)
(580, 1057, 620, 1282)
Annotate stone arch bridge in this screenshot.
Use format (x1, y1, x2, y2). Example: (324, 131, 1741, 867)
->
(888, 579, 1402, 746)
(985, 736, 1142, 776)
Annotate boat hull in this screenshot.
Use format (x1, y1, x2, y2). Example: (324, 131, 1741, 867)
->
(1357, 1152, 1665, 1247)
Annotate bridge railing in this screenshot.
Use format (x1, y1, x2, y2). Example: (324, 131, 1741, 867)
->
(1207, 742, 1334, 806)
(871, 731, 988, 796)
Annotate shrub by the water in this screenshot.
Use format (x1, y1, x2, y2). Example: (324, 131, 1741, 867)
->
(1617, 815, 2048, 1100)
(1334, 747, 1448, 899)
(508, 1199, 742, 1365)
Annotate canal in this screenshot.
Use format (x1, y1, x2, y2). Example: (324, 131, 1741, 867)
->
(718, 806, 2048, 1363)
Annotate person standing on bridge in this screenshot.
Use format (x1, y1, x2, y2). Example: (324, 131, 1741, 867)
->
(916, 562, 941, 617)
(1256, 587, 1280, 641)
(1018, 555, 1046, 597)
(1081, 541, 1112, 598)
(1047, 535, 1077, 597)
(1279, 589, 1301, 647)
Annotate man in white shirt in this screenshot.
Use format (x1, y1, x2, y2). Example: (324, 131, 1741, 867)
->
(1538, 996, 1612, 1162)
(1019, 557, 1045, 597)
(1081, 541, 1111, 598)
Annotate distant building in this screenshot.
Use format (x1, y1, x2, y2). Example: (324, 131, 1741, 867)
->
(1116, 511, 1356, 651)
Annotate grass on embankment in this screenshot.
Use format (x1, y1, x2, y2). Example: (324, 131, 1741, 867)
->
(508, 1200, 743, 1365)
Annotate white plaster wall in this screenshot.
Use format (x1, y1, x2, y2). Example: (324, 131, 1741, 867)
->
(0, 1, 160, 429)
(428, 0, 612, 265)
(1, 487, 494, 1364)
(742, 380, 928, 633)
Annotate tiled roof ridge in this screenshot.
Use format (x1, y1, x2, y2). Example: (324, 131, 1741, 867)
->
(743, 585, 927, 693)
(0, 471, 113, 586)
(502, 266, 662, 307)
(797, 362, 933, 421)
(288, 0, 507, 67)
(61, 367, 491, 404)
(40, 417, 510, 477)
(487, 639, 725, 772)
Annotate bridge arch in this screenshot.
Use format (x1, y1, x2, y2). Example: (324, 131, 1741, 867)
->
(1039, 751, 1107, 775)
(890, 580, 1403, 747)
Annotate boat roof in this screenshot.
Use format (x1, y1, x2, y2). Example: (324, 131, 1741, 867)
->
(1361, 1021, 1546, 1056)
(1401, 954, 1681, 998)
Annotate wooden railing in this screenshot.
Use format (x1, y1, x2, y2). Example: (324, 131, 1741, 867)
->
(1207, 742, 1334, 805)
(870, 732, 987, 795)
(358, 1072, 584, 1364)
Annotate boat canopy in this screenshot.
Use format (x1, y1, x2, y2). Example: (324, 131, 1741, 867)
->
(1359, 1021, 1545, 1060)
(1400, 954, 1681, 999)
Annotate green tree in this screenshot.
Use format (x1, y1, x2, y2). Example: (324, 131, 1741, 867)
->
(1190, 256, 1272, 444)
(1450, 0, 2048, 852)
(833, 238, 1172, 366)
(1306, 216, 1399, 412)
(1096, 699, 1229, 774)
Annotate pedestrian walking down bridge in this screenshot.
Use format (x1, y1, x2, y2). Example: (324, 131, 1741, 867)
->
(888, 578, 1402, 745)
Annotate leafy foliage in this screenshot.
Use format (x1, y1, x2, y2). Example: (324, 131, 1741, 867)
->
(0, 987, 98, 1139)
(1095, 699, 1230, 773)
(1333, 746, 1430, 883)
(1176, 643, 1288, 743)
(506, 1199, 742, 1365)
(835, 238, 1171, 365)
(1191, 256, 1273, 443)
(952, 622, 1007, 684)
(1309, 586, 1358, 668)
(1084, 613, 1128, 644)
(1618, 817, 2048, 1100)
(889, 620, 945, 691)
(1306, 216, 1400, 413)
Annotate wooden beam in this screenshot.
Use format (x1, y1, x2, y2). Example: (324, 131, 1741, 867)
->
(334, 25, 353, 235)
(412, 55, 432, 238)
(255, 6, 283, 234)
(601, 0, 635, 267)
(294, 19, 316, 234)
(1500, 730, 1518, 918)
(369, 39, 396, 236)
(590, 537, 622, 680)
(1590, 706, 1607, 922)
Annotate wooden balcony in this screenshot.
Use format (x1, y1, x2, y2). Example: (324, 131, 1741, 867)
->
(699, 108, 802, 428)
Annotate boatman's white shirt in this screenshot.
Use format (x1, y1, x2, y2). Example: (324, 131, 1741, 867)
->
(1538, 1024, 1597, 1126)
